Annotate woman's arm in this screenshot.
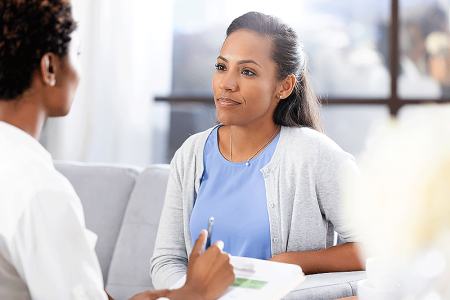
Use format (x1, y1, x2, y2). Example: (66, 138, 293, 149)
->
(273, 134, 364, 275)
(151, 131, 213, 289)
(150, 160, 190, 289)
(268, 242, 364, 274)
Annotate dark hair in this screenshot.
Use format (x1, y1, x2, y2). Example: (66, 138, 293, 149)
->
(226, 12, 323, 132)
(0, 0, 77, 100)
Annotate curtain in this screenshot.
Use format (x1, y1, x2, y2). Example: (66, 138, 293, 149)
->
(44, 0, 174, 166)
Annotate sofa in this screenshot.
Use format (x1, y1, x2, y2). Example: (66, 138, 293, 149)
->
(54, 160, 366, 300)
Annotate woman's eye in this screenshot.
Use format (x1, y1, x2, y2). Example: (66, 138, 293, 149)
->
(242, 69, 256, 76)
(215, 63, 225, 71)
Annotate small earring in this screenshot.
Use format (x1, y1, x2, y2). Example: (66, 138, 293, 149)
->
(50, 78, 56, 86)
(279, 95, 283, 99)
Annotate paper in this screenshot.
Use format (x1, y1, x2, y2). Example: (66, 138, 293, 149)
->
(171, 256, 305, 300)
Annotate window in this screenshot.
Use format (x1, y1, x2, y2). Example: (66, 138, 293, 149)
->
(400, 0, 450, 99)
(155, 0, 450, 161)
(171, 0, 390, 98)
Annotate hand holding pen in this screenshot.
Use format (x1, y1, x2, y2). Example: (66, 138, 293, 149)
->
(173, 229, 233, 300)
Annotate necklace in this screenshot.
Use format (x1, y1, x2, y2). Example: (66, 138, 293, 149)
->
(230, 125, 281, 166)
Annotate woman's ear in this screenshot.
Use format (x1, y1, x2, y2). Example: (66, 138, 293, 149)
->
(40, 53, 58, 87)
(277, 74, 296, 100)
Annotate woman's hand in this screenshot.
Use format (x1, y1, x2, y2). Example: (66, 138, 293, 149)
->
(113, 230, 233, 300)
(168, 230, 235, 300)
(268, 243, 364, 274)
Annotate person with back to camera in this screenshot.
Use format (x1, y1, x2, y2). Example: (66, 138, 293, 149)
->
(150, 11, 365, 289)
(0, 0, 234, 299)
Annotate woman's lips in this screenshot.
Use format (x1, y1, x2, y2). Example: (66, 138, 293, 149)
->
(217, 97, 241, 107)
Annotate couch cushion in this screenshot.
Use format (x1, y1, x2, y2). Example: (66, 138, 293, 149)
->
(283, 271, 366, 299)
(106, 164, 170, 300)
(54, 161, 140, 285)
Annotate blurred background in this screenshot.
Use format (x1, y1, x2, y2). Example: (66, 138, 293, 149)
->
(40, 0, 450, 166)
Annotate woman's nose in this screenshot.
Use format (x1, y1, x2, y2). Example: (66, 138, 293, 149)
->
(220, 72, 238, 92)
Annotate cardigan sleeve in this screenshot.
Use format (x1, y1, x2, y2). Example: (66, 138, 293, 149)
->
(315, 137, 361, 244)
(150, 128, 214, 289)
(150, 151, 189, 289)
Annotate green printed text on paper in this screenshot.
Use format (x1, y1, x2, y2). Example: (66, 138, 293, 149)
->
(232, 278, 268, 290)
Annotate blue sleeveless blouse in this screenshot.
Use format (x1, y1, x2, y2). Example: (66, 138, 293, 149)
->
(190, 126, 279, 259)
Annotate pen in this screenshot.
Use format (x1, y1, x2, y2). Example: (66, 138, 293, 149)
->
(206, 216, 214, 249)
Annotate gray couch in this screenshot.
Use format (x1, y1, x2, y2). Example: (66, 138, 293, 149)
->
(54, 161, 366, 300)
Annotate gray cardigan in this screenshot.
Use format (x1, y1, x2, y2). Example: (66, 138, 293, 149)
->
(150, 125, 359, 289)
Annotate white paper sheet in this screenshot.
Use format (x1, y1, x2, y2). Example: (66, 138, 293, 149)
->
(171, 256, 305, 300)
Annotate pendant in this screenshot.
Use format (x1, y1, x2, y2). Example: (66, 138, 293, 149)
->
(246, 161, 250, 166)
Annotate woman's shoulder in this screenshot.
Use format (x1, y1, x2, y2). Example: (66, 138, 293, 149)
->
(282, 126, 345, 154)
(170, 125, 218, 167)
(280, 126, 357, 175)
(177, 126, 217, 153)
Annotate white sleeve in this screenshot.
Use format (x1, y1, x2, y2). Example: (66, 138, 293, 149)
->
(9, 190, 108, 300)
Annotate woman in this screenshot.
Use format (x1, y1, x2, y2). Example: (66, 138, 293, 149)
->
(0, 1, 233, 299)
(151, 11, 364, 289)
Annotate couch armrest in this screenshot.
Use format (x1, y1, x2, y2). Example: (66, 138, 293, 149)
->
(283, 271, 366, 300)
(54, 160, 141, 285)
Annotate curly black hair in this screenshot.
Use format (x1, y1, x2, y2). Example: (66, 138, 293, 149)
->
(0, 0, 77, 100)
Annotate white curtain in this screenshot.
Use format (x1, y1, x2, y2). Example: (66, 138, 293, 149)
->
(45, 0, 174, 166)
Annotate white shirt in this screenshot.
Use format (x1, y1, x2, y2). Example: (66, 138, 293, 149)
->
(0, 121, 107, 300)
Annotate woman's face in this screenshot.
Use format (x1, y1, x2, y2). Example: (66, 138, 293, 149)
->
(46, 32, 82, 117)
(212, 29, 281, 127)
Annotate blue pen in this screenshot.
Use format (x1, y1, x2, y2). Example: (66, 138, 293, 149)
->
(205, 216, 214, 249)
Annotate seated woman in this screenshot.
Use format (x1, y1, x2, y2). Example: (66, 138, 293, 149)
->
(151, 11, 364, 289)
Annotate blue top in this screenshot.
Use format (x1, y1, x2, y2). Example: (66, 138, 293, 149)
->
(190, 126, 280, 260)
